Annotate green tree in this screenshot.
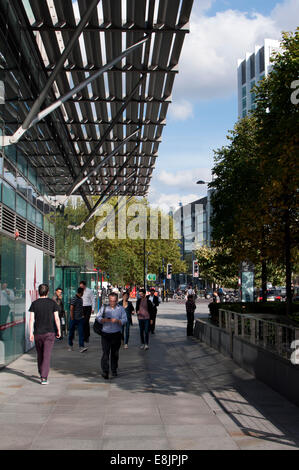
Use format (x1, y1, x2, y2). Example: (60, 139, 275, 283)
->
(254, 29, 299, 311)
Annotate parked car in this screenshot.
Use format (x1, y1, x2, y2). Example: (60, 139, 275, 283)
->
(257, 289, 283, 302)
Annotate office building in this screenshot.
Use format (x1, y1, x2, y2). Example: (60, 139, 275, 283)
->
(238, 39, 280, 118)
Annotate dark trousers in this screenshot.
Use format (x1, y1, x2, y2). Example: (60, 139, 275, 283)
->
(34, 332, 55, 379)
(101, 332, 122, 374)
(149, 312, 157, 333)
(68, 318, 85, 348)
(139, 319, 150, 345)
(122, 321, 131, 345)
(186, 312, 194, 336)
(83, 306, 92, 342)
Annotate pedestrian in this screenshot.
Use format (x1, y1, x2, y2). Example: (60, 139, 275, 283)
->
(96, 292, 127, 379)
(136, 289, 154, 350)
(68, 287, 87, 353)
(0, 280, 15, 327)
(185, 294, 196, 336)
(147, 288, 160, 334)
(52, 287, 66, 339)
(79, 280, 95, 345)
(213, 290, 220, 303)
(29, 284, 61, 385)
(119, 290, 135, 349)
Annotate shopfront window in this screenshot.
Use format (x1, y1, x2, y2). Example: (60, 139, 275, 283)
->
(0, 235, 26, 367)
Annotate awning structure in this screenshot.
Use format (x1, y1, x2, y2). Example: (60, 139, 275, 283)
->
(0, 0, 193, 212)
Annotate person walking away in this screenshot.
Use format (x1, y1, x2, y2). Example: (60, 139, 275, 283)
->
(119, 290, 135, 349)
(29, 284, 61, 385)
(79, 280, 95, 345)
(136, 289, 153, 350)
(185, 294, 196, 337)
(52, 287, 65, 339)
(147, 288, 159, 334)
(96, 293, 127, 379)
(68, 287, 87, 353)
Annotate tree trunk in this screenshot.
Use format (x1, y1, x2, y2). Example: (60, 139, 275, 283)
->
(285, 209, 292, 316)
(262, 259, 267, 303)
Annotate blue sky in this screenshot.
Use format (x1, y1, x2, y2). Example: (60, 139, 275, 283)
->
(148, 0, 299, 211)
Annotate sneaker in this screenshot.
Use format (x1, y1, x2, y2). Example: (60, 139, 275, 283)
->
(124, 344, 128, 349)
(67, 346, 74, 351)
(101, 373, 109, 380)
(140, 345, 145, 350)
(144, 345, 149, 350)
(79, 347, 88, 353)
(41, 378, 49, 385)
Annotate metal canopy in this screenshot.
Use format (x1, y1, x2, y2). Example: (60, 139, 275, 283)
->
(0, 0, 193, 202)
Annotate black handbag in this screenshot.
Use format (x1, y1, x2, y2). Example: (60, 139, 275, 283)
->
(93, 305, 106, 336)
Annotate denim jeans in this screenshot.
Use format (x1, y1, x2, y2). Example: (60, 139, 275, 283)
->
(122, 321, 130, 345)
(138, 319, 150, 345)
(68, 318, 85, 348)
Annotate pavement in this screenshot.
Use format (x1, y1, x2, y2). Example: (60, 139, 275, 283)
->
(1, 300, 299, 450)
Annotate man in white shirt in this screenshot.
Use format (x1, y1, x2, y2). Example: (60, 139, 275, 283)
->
(79, 280, 95, 345)
(0, 281, 15, 326)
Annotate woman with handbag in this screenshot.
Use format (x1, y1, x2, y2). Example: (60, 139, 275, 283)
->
(118, 290, 135, 349)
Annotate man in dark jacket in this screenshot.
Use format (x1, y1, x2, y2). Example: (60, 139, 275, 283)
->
(147, 288, 160, 334)
(52, 287, 66, 339)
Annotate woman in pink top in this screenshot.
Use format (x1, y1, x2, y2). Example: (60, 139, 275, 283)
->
(136, 289, 153, 350)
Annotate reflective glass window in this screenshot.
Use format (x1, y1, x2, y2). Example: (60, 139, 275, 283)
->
(27, 204, 36, 225)
(16, 173, 28, 198)
(50, 223, 55, 237)
(27, 186, 37, 206)
(17, 153, 28, 177)
(5, 146, 16, 165)
(28, 165, 37, 187)
(16, 194, 27, 218)
(36, 196, 44, 213)
(44, 216, 50, 233)
(36, 210, 43, 230)
(0, 234, 26, 366)
(2, 180, 15, 210)
(3, 159, 16, 187)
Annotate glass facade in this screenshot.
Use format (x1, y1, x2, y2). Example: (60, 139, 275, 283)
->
(0, 234, 26, 367)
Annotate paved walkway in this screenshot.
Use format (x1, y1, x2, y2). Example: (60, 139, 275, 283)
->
(1, 301, 299, 450)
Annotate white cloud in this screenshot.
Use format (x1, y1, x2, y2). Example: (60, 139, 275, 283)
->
(169, 99, 193, 120)
(157, 168, 211, 191)
(171, 0, 298, 115)
(148, 192, 201, 213)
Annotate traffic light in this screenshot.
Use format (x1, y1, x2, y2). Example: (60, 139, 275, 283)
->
(193, 260, 199, 278)
(167, 263, 172, 279)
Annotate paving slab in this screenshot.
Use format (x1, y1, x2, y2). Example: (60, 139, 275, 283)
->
(1, 300, 299, 450)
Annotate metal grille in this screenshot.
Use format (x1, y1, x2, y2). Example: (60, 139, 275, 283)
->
(0, 204, 55, 256)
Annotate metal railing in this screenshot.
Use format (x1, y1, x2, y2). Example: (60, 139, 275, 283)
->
(219, 309, 299, 361)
